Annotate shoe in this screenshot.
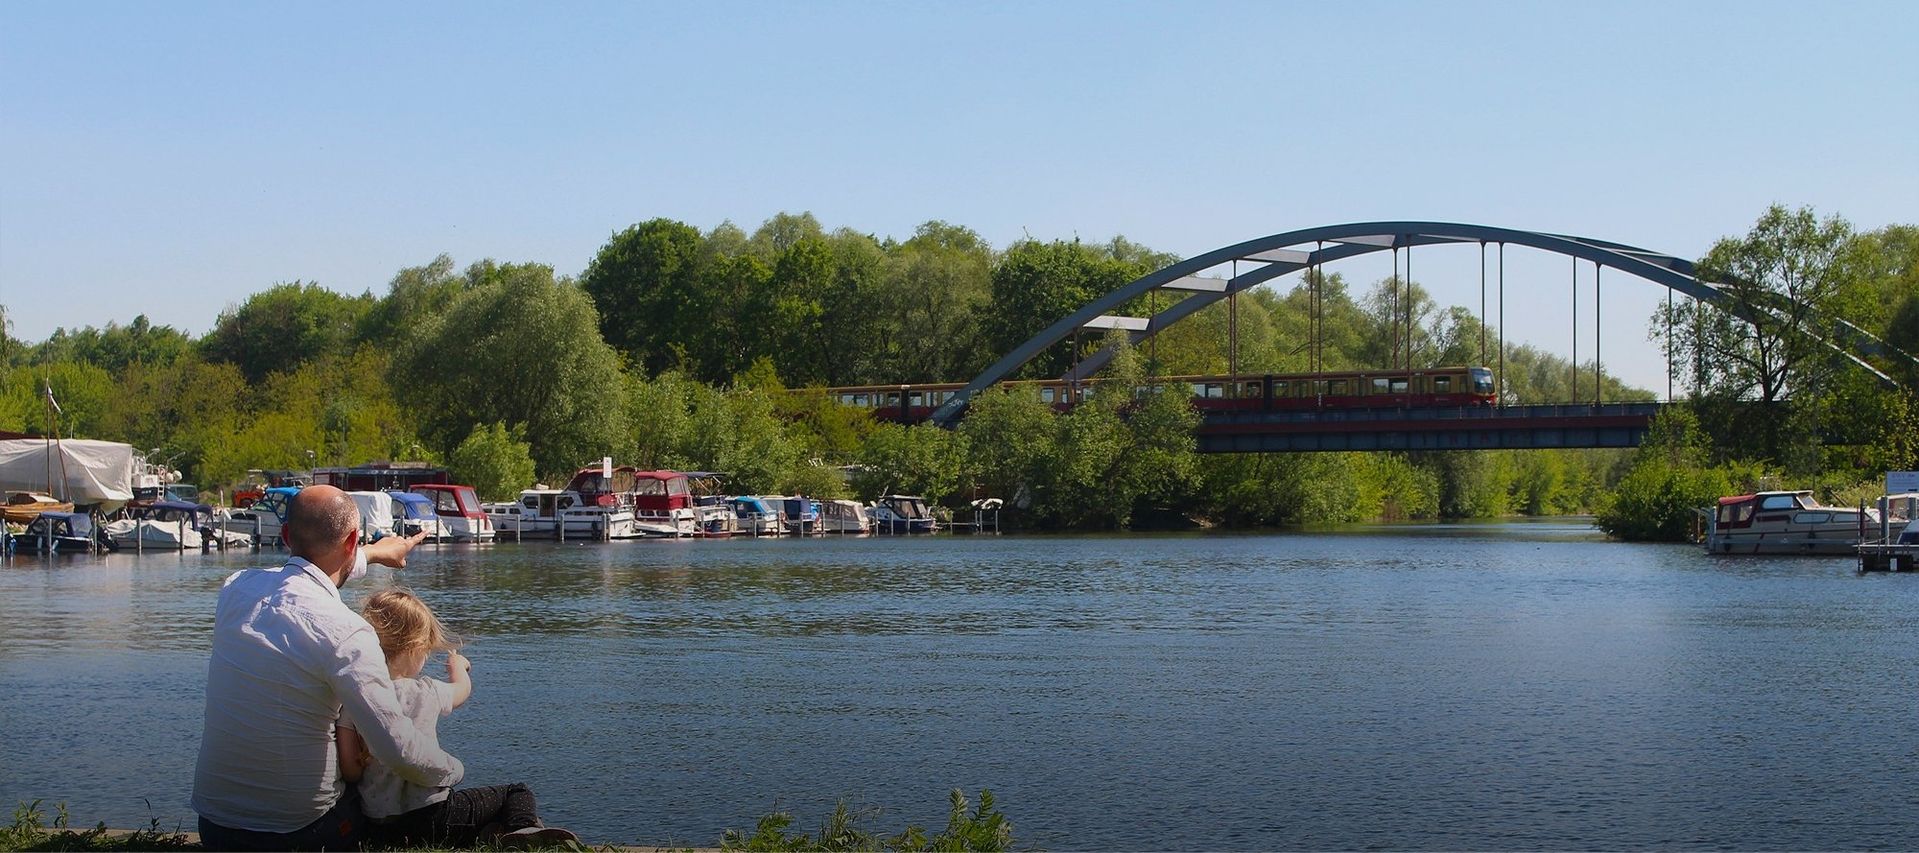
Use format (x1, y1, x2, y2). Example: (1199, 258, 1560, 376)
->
(500, 825, 582, 849)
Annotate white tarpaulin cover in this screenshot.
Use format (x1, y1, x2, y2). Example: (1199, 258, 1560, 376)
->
(0, 439, 135, 503)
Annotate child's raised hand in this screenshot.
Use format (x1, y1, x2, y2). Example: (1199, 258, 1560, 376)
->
(447, 651, 471, 676)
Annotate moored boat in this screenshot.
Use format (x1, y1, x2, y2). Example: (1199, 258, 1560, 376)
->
(629, 470, 696, 537)
(219, 485, 299, 546)
(105, 500, 248, 549)
(871, 495, 937, 534)
(389, 492, 449, 541)
(818, 499, 871, 534)
(20, 511, 101, 553)
(3, 492, 74, 524)
(729, 495, 782, 535)
(409, 484, 496, 542)
(1703, 490, 1876, 555)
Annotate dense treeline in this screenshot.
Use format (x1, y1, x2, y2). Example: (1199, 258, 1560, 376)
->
(3, 206, 1912, 533)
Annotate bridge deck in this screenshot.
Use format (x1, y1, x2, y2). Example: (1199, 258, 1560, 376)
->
(1196, 403, 1665, 452)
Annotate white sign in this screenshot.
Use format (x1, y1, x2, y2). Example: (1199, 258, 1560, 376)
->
(1888, 471, 1919, 495)
(602, 456, 613, 479)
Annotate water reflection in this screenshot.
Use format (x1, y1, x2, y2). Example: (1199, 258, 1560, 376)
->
(5, 527, 1919, 849)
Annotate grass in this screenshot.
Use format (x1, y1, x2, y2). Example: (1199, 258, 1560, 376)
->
(719, 790, 1011, 852)
(3, 790, 1014, 853)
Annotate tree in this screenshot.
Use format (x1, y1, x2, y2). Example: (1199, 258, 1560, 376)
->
(579, 218, 707, 377)
(1661, 205, 1857, 406)
(854, 422, 967, 503)
(448, 422, 537, 501)
(359, 255, 465, 347)
(398, 261, 627, 478)
(202, 282, 374, 382)
(980, 240, 1146, 379)
(30, 316, 194, 372)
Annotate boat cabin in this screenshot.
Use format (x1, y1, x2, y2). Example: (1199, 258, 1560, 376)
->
(632, 471, 692, 512)
(411, 484, 486, 520)
(565, 466, 640, 508)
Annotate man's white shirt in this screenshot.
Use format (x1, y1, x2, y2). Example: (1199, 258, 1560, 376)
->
(191, 558, 464, 833)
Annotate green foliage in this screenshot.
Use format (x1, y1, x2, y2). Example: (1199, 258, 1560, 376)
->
(854, 423, 967, 503)
(2, 800, 193, 852)
(448, 422, 537, 501)
(1595, 407, 1742, 542)
(202, 282, 374, 382)
(27, 316, 194, 372)
(720, 790, 1010, 853)
(398, 261, 626, 479)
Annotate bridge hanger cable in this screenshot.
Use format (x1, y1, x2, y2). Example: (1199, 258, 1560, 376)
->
(1498, 242, 1506, 405)
(1595, 260, 1603, 405)
(1479, 241, 1487, 366)
(1570, 255, 1579, 403)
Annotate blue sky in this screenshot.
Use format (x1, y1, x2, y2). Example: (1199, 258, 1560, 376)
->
(3, 1, 1913, 391)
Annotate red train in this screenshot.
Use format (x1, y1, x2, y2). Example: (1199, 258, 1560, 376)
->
(825, 366, 1498, 422)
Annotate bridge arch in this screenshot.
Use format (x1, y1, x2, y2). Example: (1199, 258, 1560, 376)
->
(930, 221, 1904, 426)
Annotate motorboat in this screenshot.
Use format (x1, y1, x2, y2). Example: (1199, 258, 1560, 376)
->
(1703, 490, 1876, 555)
(871, 494, 938, 534)
(347, 491, 399, 542)
(681, 472, 736, 537)
(408, 484, 496, 542)
(105, 500, 249, 550)
(1858, 492, 1919, 572)
(778, 496, 820, 535)
(389, 492, 449, 541)
(629, 470, 697, 537)
(818, 499, 871, 534)
(3, 492, 74, 524)
(729, 495, 783, 535)
(219, 485, 299, 546)
(20, 511, 102, 553)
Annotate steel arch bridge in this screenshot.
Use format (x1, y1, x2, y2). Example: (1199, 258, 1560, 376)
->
(929, 220, 1909, 430)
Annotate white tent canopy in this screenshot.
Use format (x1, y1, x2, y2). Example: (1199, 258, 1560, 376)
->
(0, 439, 136, 504)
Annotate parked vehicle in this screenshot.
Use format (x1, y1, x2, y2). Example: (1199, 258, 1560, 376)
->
(409, 484, 496, 542)
(220, 485, 300, 545)
(871, 495, 938, 534)
(1703, 490, 1876, 555)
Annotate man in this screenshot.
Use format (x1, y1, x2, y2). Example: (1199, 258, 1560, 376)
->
(192, 485, 464, 851)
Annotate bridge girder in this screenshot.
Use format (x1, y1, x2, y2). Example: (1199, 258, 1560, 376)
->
(929, 221, 1910, 427)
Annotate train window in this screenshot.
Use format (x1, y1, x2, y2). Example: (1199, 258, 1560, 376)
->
(1389, 378, 1408, 393)
(1328, 379, 1348, 395)
(909, 392, 924, 407)
(1198, 383, 1221, 398)
(1239, 381, 1260, 397)
(884, 392, 901, 406)
(1042, 387, 1056, 403)
(1372, 377, 1389, 393)
(854, 394, 871, 407)
(1433, 376, 1451, 393)
(1313, 380, 1329, 396)
(1273, 380, 1289, 397)
(838, 393, 856, 406)
(1081, 385, 1096, 399)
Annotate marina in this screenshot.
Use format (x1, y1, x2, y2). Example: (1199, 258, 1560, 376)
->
(5, 522, 1918, 849)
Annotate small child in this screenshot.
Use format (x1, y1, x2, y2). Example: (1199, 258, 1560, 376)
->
(337, 588, 578, 848)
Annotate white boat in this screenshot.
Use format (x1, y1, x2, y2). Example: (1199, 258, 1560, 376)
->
(871, 495, 938, 534)
(728, 495, 783, 535)
(218, 486, 298, 546)
(389, 492, 449, 541)
(818, 499, 871, 534)
(409, 485, 496, 542)
(107, 500, 251, 550)
(629, 470, 697, 537)
(348, 491, 399, 542)
(1703, 490, 1877, 555)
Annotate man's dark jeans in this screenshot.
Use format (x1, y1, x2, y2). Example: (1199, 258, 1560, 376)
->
(197, 789, 366, 852)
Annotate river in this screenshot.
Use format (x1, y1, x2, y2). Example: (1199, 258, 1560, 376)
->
(3, 522, 1916, 849)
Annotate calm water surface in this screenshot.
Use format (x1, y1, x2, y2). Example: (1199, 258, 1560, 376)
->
(4, 523, 1918, 850)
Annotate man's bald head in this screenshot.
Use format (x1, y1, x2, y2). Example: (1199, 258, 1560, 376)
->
(286, 485, 360, 558)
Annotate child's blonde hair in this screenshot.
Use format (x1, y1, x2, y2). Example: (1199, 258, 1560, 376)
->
(360, 588, 461, 658)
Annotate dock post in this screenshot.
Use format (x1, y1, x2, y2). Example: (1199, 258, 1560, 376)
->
(179, 517, 188, 551)
(558, 514, 565, 543)
(254, 516, 263, 551)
